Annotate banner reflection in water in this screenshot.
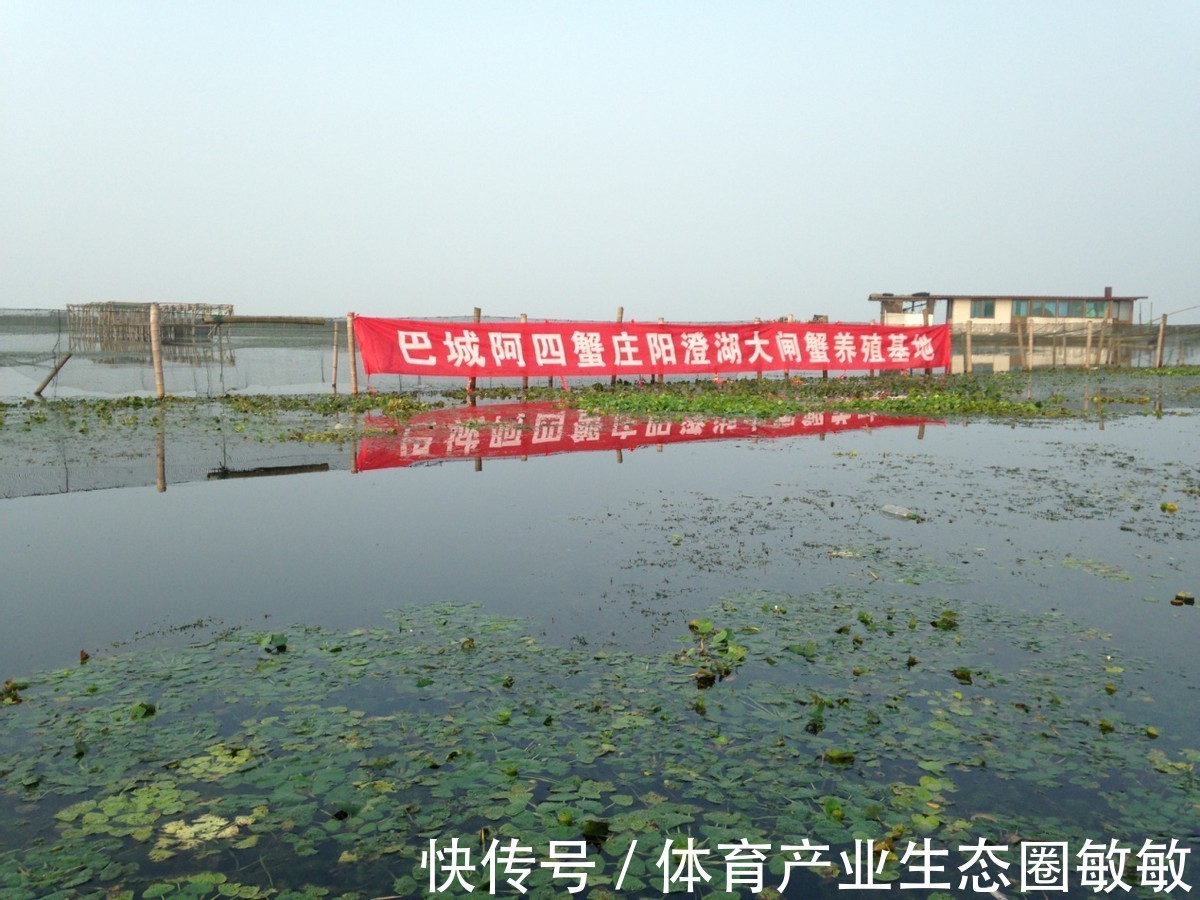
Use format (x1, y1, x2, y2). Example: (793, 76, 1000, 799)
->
(355, 402, 942, 471)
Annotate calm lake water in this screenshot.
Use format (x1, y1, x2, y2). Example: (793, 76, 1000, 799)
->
(3, 414, 1194, 679)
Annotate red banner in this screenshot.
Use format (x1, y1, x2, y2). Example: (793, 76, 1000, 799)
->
(352, 317, 950, 378)
(355, 402, 941, 471)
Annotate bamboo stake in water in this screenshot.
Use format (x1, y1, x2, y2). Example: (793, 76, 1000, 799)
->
(149, 303, 166, 399)
(520, 313, 529, 391)
(468, 307, 481, 394)
(611, 306, 623, 386)
(34, 353, 72, 398)
(331, 320, 339, 395)
(347, 313, 359, 396)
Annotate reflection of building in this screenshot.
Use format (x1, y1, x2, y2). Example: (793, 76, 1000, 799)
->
(67, 302, 234, 365)
(948, 344, 1135, 374)
(871, 287, 1145, 333)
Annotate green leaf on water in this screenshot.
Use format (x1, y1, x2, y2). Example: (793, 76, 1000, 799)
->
(911, 813, 942, 834)
(129, 701, 156, 719)
(786, 641, 819, 661)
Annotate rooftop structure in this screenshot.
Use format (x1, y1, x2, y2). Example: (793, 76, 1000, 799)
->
(869, 287, 1146, 332)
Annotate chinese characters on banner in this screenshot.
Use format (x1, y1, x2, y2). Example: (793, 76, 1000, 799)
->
(351, 317, 951, 378)
(419, 835, 1192, 895)
(353, 402, 939, 471)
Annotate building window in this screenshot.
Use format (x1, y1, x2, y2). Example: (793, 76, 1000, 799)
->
(1012, 299, 1028, 317)
(970, 299, 995, 319)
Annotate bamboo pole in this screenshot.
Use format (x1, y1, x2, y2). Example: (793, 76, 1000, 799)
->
(149, 303, 166, 399)
(1085, 320, 1093, 367)
(34, 353, 72, 398)
(1026, 320, 1034, 371)
(754, 317, 763, 380)
(331, 320, 339, 394)
(655, 317, 666, 384)
(520, 313, 529, 391)
(468, 307, 481, 394)
(1155, 314, 1167, 368)
(611, 306, 623, 386)
(202, 315, 326, 325)
(964, 321, 972, 374)
(922, 310, 932, 376)
(347, 313, 359, 396)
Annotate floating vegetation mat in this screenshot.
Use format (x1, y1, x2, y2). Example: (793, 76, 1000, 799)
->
(2, 596, 1197, 898)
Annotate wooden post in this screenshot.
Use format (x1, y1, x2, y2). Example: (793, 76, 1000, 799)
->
(1085, 320, 1093, 367)
(34, 353, 72, 398)
(654, 316, 667, 384)
(611, 306, 623, 386)
(1155, 314, 1167, 368)
(149, 302, 166, 399)
(1015, 319, 1026, 371)
(520, 313, 529, 391)
(964, 321, 972, 374)
(331, 320, 339, 395)
(346, 313, 359, 396)
(468, 307, 481, 394)
(783, 313, 794, 379)
(1026, 319, 1034, 371)
(922, 309, 932, 376)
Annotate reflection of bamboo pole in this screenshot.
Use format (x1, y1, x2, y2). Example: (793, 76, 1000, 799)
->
(34, 353, 72, 397)
(155, 407, 166, 493)
(1155, 314, 1167, 368)
(347, 314, 358, 396)
(149, 303, 166, 399)
(331, 320, 339, 394)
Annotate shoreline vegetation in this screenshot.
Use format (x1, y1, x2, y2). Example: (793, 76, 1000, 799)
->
(1, 368, 1198, 443)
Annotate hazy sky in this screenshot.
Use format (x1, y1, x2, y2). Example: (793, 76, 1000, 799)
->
(3, 2, 1198, 323)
